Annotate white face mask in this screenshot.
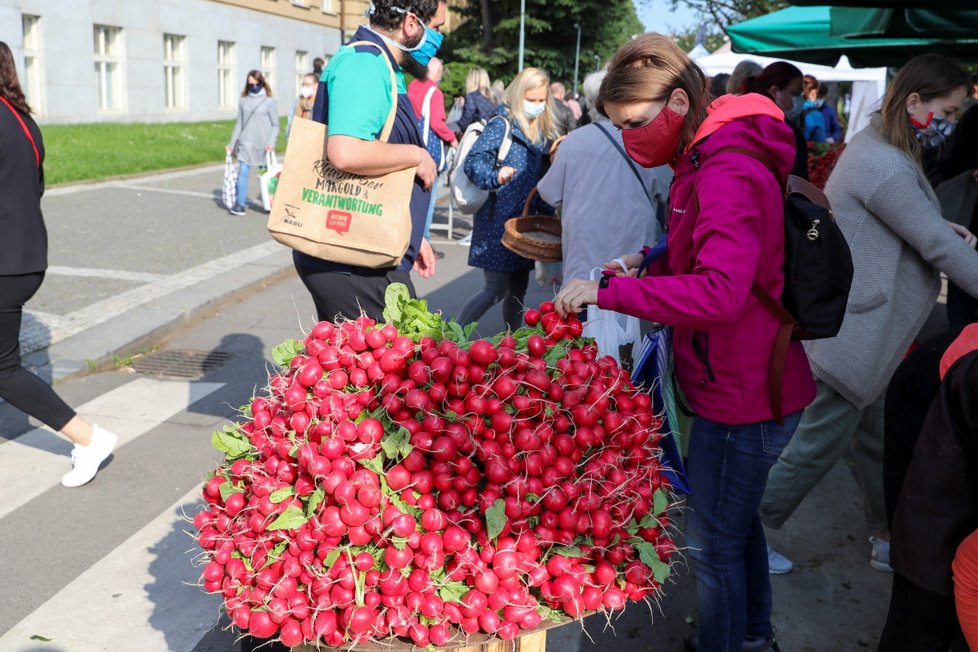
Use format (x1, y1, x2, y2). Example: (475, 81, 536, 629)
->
(301, 86, 316, 99)
(524, 100, 545, 119)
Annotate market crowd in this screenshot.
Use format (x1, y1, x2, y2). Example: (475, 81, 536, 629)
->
(4, 0, 978, 650)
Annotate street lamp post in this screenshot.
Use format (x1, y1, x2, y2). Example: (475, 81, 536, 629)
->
(573, 23, 581, 96)
(518, 0, 526, 72)
(594, 54, 601, 72)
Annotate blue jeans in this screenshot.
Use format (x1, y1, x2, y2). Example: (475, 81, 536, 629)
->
(455, 269, 529, 332)
(235, 161, 251, 208)
(423, 175, 439, 239)
(686, 411, 802, 651)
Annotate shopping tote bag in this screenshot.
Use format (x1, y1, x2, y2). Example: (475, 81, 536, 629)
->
(267, 42, 416, 268)
(259, 151, 282, 212)
(222, 153, 237, 210)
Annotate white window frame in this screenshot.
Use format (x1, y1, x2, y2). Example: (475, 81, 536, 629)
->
(94, 24, 123, 113)
(260, 46, 276, 91)
(321, 0, 334, 14)
(295, 50, 308, 97)
(21, 15, 42, 114)
(291, 0, 308, 6)
(163, 33, 186, 110)
(217, 41, 236, 109)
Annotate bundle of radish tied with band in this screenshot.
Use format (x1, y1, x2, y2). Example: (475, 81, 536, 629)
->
(192, 283, 680, 648)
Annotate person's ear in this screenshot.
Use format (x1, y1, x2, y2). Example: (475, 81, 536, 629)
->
(667, 88, 690, 117)
(906, 92, 922, 115)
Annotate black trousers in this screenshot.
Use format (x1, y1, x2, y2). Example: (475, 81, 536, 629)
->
(294, 263, 415, 324)
(878, 572, 968, 651)
(0, 272, 76, 431)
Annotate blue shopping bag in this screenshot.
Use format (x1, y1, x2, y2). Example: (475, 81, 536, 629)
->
(629, 234, 691, 494)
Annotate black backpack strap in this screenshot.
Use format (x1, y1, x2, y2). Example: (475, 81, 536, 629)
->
(595, 122, 663, 230)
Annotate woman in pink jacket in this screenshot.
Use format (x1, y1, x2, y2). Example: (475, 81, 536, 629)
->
(555, 35, 815, 652)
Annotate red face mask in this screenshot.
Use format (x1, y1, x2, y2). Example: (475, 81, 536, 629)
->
(621, 105, 685, 168)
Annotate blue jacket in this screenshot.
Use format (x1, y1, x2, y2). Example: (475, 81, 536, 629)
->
(463, 107, 554, 272)
(457, 91, 497, 134)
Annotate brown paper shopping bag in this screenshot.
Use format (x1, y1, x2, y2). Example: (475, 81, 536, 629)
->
(267, 42, 417, 268)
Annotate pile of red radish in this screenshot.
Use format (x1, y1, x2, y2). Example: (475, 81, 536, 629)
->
(193, 289, 678, 649)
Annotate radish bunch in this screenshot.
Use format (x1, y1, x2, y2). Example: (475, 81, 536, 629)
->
(193, 286, 678, 648)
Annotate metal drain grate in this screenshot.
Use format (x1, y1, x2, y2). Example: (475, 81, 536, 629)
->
(130, 349, 234, 379)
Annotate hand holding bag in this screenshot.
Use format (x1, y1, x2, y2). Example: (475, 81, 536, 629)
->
(582, 267, 641, 364)
(266, 41, 416, 268)
(259, 151, 283, 212)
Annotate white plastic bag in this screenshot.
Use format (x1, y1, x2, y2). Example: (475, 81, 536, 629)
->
(582, 267, 641, 363)
(259, 151, 283, 211)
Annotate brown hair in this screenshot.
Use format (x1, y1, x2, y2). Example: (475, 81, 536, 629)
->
(803, 74, 819, 98)
(241, 69, 273, 97)
(596, 33, 708, 152)
(880, 53, 969, 165)
(0, 42, 31, 114)
(744, 61, 802, 99)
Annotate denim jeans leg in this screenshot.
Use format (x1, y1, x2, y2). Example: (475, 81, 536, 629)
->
(423, 175, 439, 240)
(686, 411, 801, 651)
(236, 161, 251, 208)
(456, 270, 507, 327)
(844, 389, 888, 532)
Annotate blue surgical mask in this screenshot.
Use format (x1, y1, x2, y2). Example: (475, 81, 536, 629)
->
(784, 94, 805, 122)
(378, 9, 443, 67)
(524, 100, 545, 119)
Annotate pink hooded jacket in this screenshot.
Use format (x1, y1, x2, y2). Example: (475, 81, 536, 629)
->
(598, 94, 816, 424)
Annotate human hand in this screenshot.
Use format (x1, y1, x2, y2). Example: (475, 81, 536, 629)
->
(554, 279, 600, 318)
(497, 166, 516, 185)
(265, 144, 274, 152)
(416, 148, 438, 190)
(225, 146, 233, 155)
(413, 238, 437, 278)
(603, 253, 643, 276)
(948, 220, 978, 248)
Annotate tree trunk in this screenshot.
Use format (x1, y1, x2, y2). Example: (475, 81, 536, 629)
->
(479, 0, 494, 48)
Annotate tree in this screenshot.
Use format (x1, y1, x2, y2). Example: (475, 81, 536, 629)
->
(441, 0, 645, 89)
(664, 0, 789, 31)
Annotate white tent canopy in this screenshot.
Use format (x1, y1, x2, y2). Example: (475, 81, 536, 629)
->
(692, 42, 886, 143)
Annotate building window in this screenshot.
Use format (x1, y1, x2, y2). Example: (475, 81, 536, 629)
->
(217, 41, 235, 109)
(260, 46, 276, 90)
(321, 0, 334, 13)
(163, 34, 186, 110)
(94, 24, 122, 112)
(295, 50, 308, 96)
(22, 15, 42, 113)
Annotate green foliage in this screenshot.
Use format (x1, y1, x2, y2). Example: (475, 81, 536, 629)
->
(665, 0, 789, 30)
(442, 0, 645, 91)
(41, 117, 289, 186)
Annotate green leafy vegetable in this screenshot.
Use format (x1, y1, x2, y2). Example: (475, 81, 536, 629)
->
(271, 339, 303, 367)
(266, 506, 308, 531)
(635, 541, 671, 583)
(211, 425, 253, 460)
(269, 487, 294, 504)
(486, 498, 507, 541)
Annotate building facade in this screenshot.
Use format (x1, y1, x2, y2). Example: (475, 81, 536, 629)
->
(1, 0, 371, 123)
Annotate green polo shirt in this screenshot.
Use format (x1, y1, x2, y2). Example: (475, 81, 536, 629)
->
(321, 43, 407, 141)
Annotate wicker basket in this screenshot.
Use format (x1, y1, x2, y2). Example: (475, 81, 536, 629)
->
(502, 188, 562, 263)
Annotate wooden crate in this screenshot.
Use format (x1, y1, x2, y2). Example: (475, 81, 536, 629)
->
(295, 627, 548, 652)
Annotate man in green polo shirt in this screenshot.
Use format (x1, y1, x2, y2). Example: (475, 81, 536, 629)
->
(293, 0, 446, 324)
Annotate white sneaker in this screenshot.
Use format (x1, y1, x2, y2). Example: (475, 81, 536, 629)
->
(869, 536, 893, 572)
(62, 425, 118, 488)
(767, 545, 793, 575)
(458, 233, 472, 246)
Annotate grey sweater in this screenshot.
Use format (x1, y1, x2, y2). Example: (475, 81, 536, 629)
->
(804, 116, 978, 409)
(227, 92, 279, 166)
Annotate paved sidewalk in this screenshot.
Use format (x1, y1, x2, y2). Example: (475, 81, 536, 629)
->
(7, 165, 893, 650)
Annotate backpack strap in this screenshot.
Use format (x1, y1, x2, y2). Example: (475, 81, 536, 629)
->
(1, 97, 40, 167)
(421, 85, 437, 147)
(594, 122, 662, 227)
(489, 115, 513, 168)
(698, 145, 797, 424)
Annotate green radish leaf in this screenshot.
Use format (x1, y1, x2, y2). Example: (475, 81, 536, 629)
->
(544, 341, 568, 366)
(211, 426, 252, 459)
(653, 488, 669, 517)
(218, 481, 243, 503)
(383, 283, 410, 323)
(625, 520, 640, 536)
(305, 488, 325, 517)
(391, 536, 410, 550)
(323, 549, 341, 569)
(269, 487, 294, 504)
(265, 541, 288, 567)
(358, 453, 385, 476)
(525, 493, 540, 502)
(381, 426, 413, 460)
(463, 321, 479, 338)
(29, 635, 52, 642)
(267, 506, 308, 531)
(486, 498, 507, 541)
(271, 339, 303, 367)
(549, 546, 585, 558)
(635, 541, 671, 583)
(536, 604, 565, 623)
(639, 514, 658, 530)
(438, 580, 469, 604)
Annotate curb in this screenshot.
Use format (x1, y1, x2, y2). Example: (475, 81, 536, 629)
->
(24, 247, 295, 385)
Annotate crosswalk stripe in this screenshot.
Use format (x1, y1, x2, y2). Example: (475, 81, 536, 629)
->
(0, 378, 224, 521)
(0, 486, 219, 651)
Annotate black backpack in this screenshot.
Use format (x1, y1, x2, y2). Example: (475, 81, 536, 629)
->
(705, 147, 854, 420)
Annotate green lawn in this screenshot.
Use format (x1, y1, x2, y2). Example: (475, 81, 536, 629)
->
(41, 117, 289, 186)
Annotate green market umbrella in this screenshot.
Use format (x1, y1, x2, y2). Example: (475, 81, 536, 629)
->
(790, 0, 971, 8)
(830, 7, 978, 39)
(726, 5, 978, 67)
